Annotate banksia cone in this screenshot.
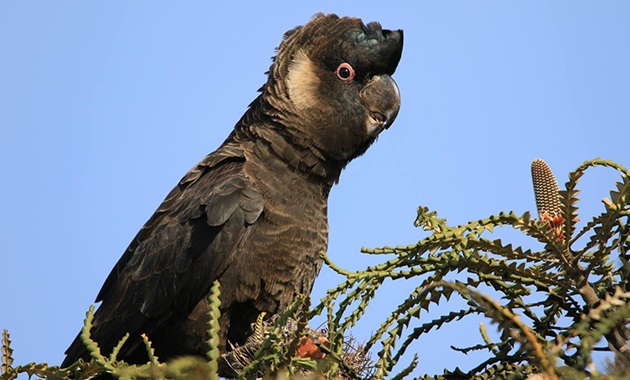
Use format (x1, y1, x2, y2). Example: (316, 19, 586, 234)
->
(531, 158, 565, 241)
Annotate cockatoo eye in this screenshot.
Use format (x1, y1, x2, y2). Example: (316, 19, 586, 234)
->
(335, 63, 355, 81)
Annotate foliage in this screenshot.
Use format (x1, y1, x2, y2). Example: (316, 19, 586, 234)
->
(1, 282, 224, 380)
(312, 158, 630, 379)
(2, 158, 629, 379)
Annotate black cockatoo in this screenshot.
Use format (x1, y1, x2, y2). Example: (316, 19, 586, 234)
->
(62, 13, 403, 376)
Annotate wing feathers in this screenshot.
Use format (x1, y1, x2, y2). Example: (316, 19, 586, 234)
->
(63, 143, 264, 364)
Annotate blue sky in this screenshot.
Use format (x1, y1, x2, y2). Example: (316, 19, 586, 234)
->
(2, 1, 629, 377)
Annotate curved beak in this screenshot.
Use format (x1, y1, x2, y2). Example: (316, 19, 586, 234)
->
(359, 74, 401, 136)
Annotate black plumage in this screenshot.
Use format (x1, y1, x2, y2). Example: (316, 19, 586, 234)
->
(62, 13, 403, 376)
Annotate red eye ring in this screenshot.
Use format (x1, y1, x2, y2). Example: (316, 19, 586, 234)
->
(335, 63, 355, 81)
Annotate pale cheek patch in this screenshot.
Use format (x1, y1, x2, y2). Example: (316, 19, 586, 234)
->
(286, 50, 320, 111)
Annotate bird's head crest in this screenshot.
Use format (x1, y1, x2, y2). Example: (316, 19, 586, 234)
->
(254, 13, 404, 170)
(275, 13, 402, 78)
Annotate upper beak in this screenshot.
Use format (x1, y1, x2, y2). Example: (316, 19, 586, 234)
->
(360, 74, 401, 136)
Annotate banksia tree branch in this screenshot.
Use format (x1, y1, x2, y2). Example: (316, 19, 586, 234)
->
(532, 158, 630, 363)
